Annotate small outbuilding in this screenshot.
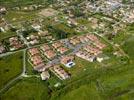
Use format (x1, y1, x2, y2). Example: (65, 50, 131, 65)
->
(41, 71, 50, 80)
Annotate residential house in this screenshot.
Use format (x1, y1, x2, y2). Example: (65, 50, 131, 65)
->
(0, 6, 7, 14)
(40, 44, 50, 52)
(44, 50, 56, 59)
(93, 41, 106, 50)
(60, 55, 75, 68)
(52, 65, 70, 80)
(28, 48, 40, 56)
(83, 45, 102, 56)
(38, 31, 49, 36)
(41, 71, 50, 80)
(9, 37, 24, 51)
(70, 38, 80, 45)
(30, 55, 45, 72)
(79, 35, 90, 43)
(86, 34, 98, 42)
(75, 50, 95, 62)
(57, 47, 69, 54)
(52, 41, 63, 49)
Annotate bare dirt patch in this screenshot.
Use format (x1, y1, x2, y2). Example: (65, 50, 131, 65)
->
(39, 8, 58, 17)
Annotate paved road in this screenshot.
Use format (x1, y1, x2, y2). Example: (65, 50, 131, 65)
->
(0, 48, 26, 58)
(21, 49, 26, 76)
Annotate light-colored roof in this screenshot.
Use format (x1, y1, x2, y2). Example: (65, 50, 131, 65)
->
(41, 71, 50, 80)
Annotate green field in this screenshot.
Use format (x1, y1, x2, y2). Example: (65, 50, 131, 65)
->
(5, 10, 38, 23)
(99, 65, 134, 99)
(59, 82, 102, 100)
(0, 0, 45, 7)
(0, 78, 50, 100)
(0, 31, 16, 41)
(0, 52, 23, 90)
(122, 35, 134, 59)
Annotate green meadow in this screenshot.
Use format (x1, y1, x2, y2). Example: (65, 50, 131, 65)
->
(0, 52, 23, 90)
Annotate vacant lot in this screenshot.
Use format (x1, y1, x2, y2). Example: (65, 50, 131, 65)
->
(39, 8, 58, 17)
(0, 52, 23, 89)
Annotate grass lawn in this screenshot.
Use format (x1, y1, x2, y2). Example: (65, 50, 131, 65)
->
(0, 78, 50, 100)
(0, 52, 23, 90)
